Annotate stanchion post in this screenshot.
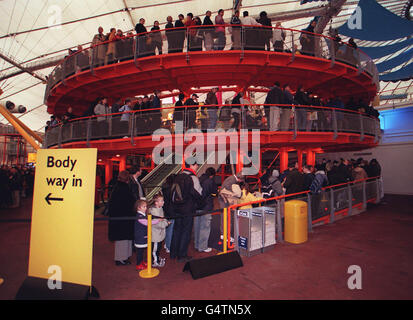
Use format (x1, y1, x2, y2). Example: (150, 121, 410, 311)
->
(223, 207, 228, 253)
(348, 183, 353, 216)
(276, 200, 283, 243)
(375, 178, 380, 204)
(307, 193, 313, 232)
(218, 207, 228, 255)
(362, 180, 367, 211)
(329, 188, 335, 224)
(139, 214, 160, 279)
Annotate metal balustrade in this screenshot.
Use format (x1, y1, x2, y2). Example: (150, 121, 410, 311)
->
(44, 25, 379, 100)
(44, 103, 381, 148)
(227, 176, 383, 250)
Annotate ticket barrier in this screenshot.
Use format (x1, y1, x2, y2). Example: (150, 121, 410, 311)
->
(235, 206, 278, 257)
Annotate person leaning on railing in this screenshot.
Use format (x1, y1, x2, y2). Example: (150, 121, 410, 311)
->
(257, 11, 272, 51)
(273, 22, 286, 52)
(93, 97, 110, 136)
(105, 28, 117, 65)
(203, 11, 215, 51)
(78, 45, 91, 71)
(150, 21, 163, 55)
(300, 20, 317, 56)
(214, 9, 226, 50)
(165, 16, 176, 54)
(205, 87, 219, 129)
(91, 26, 106, 67)
(230, 10, 242, 50)
(174, 14, 186, 53)
(135, 18, 148, 57)
(240, 11, 261, 50)
(184, 93, 199, 129)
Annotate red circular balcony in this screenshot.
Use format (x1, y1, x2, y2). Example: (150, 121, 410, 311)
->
(44, 104, 380, 157)
(44, 26, 379, 117)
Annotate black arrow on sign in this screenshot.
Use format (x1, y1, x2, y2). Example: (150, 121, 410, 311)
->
(45, 193, 64, 205)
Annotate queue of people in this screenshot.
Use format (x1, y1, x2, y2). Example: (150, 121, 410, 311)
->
(107, 155, 382, 271)
(0, 165, 34, 209)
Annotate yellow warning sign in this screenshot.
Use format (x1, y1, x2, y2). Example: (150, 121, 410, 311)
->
(28, 148, 97, 287)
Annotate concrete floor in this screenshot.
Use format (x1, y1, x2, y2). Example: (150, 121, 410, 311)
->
(0, 194, 412, 300)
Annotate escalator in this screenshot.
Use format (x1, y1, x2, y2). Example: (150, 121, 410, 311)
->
(141, 153, 181, 201)
(141, 151, 228, 201)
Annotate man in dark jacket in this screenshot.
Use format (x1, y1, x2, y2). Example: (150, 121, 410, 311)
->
(135, 18, 148, 57)
(282, 162, 305, 196)
(165, 16, 175, 53)
(309, 164, 329, 219)
(128, 165, 145, 201)
(184, 93, 199, 129)
(203, 11, 214, 51)
(175, 14, 186, 52)
(302, 165, 315, 191)
(280, 84, 294, 131)
(194, 167, 218, 252)
(108, 170, 136, 265)
(173, 93, 185, 124)
(264, 82, 284, 131)
(294, 85, 310, 131)
(337, 159, 353, 183)
(205, 87, 219, 129)
(170, 158, 203, 262)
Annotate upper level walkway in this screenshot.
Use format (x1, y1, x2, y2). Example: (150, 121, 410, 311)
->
(44, 103, 380, 154)
(44, 25, 379, 116)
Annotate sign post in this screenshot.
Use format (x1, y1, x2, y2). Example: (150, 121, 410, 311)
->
(16, 148, 98, 300)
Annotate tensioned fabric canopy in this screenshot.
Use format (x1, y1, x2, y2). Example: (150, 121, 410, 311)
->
(376, 47, 413, 73)
(380, 63, 413, 82)
(338, 0, 413, 41)
(358, 38, 413, 60)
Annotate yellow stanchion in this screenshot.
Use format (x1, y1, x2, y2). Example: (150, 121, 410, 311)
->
(139, 214, 160, 279)
(218, 208, 228, 255)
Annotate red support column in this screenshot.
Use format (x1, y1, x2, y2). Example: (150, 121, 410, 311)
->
(297, 149, 303, 172)
(280, 148, 289, 173)
(119, 155, 126, 172)
(306, 149, 316, 168)
(105, 160, 113, 198)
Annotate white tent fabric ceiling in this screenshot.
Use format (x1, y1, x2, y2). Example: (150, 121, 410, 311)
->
(0, 0, 411, 131)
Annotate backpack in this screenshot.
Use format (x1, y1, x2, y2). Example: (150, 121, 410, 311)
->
(170, 173, 191, 205)
(310, 173, 326, 194)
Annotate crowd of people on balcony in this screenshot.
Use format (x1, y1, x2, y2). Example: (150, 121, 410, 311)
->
(44, 82, 379, 140)
(0, 165, 34, 210)
(46, 8, 365, 88)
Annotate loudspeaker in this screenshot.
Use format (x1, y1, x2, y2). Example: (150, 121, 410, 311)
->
(15, 277, 100, 300)
(183, 251, 243, 279)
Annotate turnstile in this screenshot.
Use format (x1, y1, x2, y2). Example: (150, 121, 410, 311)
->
(235, 206, 277, 257)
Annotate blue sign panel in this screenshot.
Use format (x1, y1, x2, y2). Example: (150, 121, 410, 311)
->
(238, 236, 248, 249)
